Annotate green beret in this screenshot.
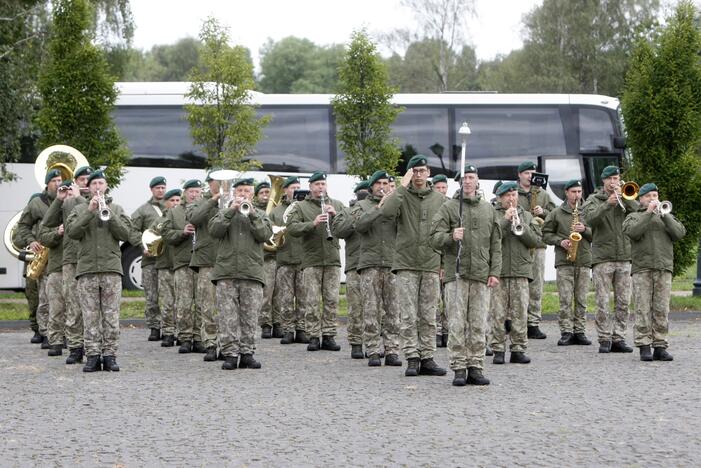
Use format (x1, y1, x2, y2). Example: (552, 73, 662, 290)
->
(233, 178, 254, 188)
(283, 176, 300, 189)
(564, 179, 582, 190)
(255, 181, 271, 195)
(183, 179, 203, 190)
(29, 192, 42, 201)
(492, 180, 503, 195)
(354, 180, 371, 193)
(517, 161, 537, 173)
(407, 154, 428, 169)
(164, 188, 182, 200)
(432, 174, 448, 184)
(369, 170, 390, 187)
(45, 168, 61, 184)
(74, 166, 92, 178)
(309, 171, 327, 184)
(149, 176, 166, 188)
(205, 171, 213, 182)
(496, 181, 518, 196)
(87, 170, 106, 185)
(453, 164, 478, 181)
(600, 165, 620, 179)
(638, 182, 658, 197)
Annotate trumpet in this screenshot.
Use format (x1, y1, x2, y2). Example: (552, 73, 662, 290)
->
(239, 200, 252, 216)
(654, 200, 672, 217)
(510, 202, 524, 236)
(613, 180, 639, 212)
(96, 190, 111, 221)
(320, 192, 333, 241)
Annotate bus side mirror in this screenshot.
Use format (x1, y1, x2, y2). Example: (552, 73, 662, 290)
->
(613, 136, 627, 149)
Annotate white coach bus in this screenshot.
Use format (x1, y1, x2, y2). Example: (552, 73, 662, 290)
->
(0, 82, 626, 290)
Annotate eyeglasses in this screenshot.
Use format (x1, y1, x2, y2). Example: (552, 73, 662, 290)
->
(413, 168, 429, 174)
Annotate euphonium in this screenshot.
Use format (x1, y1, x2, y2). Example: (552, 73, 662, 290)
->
(264, 175, 287, 252)
(566, 201, 582, 262)
(141, 226, 164, 257)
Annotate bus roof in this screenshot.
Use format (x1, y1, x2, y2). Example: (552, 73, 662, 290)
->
(116, 82, 620, 110)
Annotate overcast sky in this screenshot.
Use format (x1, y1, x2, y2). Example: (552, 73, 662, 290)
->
(130, 0, 542, 68)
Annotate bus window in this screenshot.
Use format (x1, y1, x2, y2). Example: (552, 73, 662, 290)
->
(454, 107, 567, 180)
(579, 108, 615, 153)
(585, 156, 619, 192)
(541, 157, 583, 201)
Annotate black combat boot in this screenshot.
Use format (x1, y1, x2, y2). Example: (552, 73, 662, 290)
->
(509, 351, 531, 364)
(192, 341, 206, 353)
(527, 325, 547, 339)
(102, 355, 120, 372)
(204, 347, 217, 362)
(239, 354, 261, 369)
(558, 332, 575, 346)
(452, 369, 467, 386)
(41, 336, 50, 349)
(307, 337, 320, 351)
(442, 333, 449, 348)
(280, 332, 295, 344)
(261, 326, 273, 339)
(350, 344, 364, 359)
(611, 340, 633, 353)
(161, 335, 175, 347)
(598, 341, 612, 353)
(485, 344, 494, 356)
(83, 355, 101, 372)
(639, 345, 653, 361)
(148, 328, 161, 341)
(178, 340, 192, 354)
(321, 335, 340, 351)
(436, 334, 443, 348)
(221, 356, 237, 370)
(573, 333, 592, 345)
(65, 347, 84, 365)
(295, 329, 309, 343)
(272, 323, 283, 339)
(419, 358, 447, 376)
(47, 344, 63, 356)
(368, 354, 382, 367)
(405, 357, 420, 377)
(385, 354, 402, 366)
(30, 331, 43, 344)
(493, 352, 505, 365)
(467, 367, 490, 386)
(653, 347, 673, 361)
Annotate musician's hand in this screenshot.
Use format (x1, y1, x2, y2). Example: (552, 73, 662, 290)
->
(183, 223, 196, 236)
(57, 224, 64, 236)
(324, 204, 337, 216)
(314, 213, 328, 226)
(532, 205, 544, 216)
(88, 196, 99, 212)
(28, 241, 43, 253)
(401, 168, 413, 188)
(504, 207, 516, 220)
(646, 200, 658, 213)
(573, 222, 585, 233)
(560, 239, 572, 250)
(452, 227, 464, 241)
(211, 191, 221, 202)
(487, 276, 500, 288)
(57, 187, 70, 200)
(143, 249, 152, 257)
(607, 193, 618, 206)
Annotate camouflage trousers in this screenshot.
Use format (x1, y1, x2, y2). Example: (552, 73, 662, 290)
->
(527, 248, 546, 326)
(490, 277, 529, 353)
(77, 273, 121, 357)
(25, 276, 39, 332)
(361, 267, 399, 356)
(258, 258, 279, 328)
(216, 279, 262, 357)
(592, 261, 631, 343)
(445, 278, 489, 370)
(274, 265, 304, 334)
(556, 266, 590, 334)
(63, 263, 83, 349)
(47, 271, 66, 346)
(197, 266, 218, 348)
(301, 266, 340, 338)
(346, 269, 363, 346)
(37, 273, 49, 336)
(436, 281, 448, 336)
(174, 267, 201, 342)
(396, 270, 440, 360)
(142, 264, 160, 329)
(633, 270, 672, 349)
(157, 268, 176, 336)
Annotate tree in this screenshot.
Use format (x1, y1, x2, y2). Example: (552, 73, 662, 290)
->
(332, 30, 403, 178)
(621, 1, 701, 276)
(35, 0, 129, 186)
(185, 17, 269, 171)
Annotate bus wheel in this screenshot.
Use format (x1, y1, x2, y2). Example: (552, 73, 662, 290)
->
(122, 245, 143, 290)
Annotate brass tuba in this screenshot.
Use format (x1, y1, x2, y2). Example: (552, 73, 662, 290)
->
(264, 175, 287, 252)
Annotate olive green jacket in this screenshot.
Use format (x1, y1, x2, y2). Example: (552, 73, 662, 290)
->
(187, 195, 220, 269)
(286, 196, 345, 269)
(163, 204, 194, 271)
(353, 195, 397, 271)
(331, 202, 360, 273)
(517, 185, 555, 249)
(130, 197, 165, 268)
(542, 202, 593, 268)
(67, 202, 132, 278)
(208, 207, 272, 285)
(494, 205, 540, 279)
(37, 223, 64, 274)
(622, 208, 686, 275)
(42, 196, 87, 265)
(582, 189, 638, 265)
(379, 184, 445, 273)
(429, 195, 502, 284)
(14, 191, 54, 248)
(270, 198, 302, 266)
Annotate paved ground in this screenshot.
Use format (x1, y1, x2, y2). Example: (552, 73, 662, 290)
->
(1, 319, 700, 466)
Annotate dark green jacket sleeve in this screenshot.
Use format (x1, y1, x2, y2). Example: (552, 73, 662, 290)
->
(37, 223, 63, 248)
(354, 203, 382, 234)
(429, 204, 454, 251)
(108, 206, 132, 242)
(209, 209, 233, 239)
(286, 205, 315, 237)
(488, 210, 503, 278)
(331, 207, 355, 239)
(67, 207, 95, 240)
(43, 198, 64, 228)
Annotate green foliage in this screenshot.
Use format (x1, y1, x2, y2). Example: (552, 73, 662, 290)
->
(35, 0, 129, 187)
(185, 17, 269, 171)
(622, 1, 701, 276)
(332, 30, 403, 178)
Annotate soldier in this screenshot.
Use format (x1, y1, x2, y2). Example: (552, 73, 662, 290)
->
(271, 177, 307, 345)
(155, 189, 181, 348)
(354, 171, 402, 367)
(209, 178, 272, 370)
(542, 179, 593, 346)
(379, 155, 446, 377)
(67, 170, 132, 372)
(164, 179, 205, 354)
(622, 183, 686, 362)
(432, 174, 449, 197)
(187, 173, 222, 361)
(332, 180, 369, 360)
(14, 168, 63, 348)
(254, 180, 281, 339)
(286, 171, 345, 352)
(430, 164, 501, 385)
(582, 165, 636, 354)
(130, 176, 167, 341)
(432, 173, 451, 348)
(490, 181, 540, 365)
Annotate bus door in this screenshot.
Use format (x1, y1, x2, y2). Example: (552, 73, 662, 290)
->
(538, 155, 586, 203)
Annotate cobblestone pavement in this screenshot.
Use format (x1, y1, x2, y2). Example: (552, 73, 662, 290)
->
(1, 320, 700, 466)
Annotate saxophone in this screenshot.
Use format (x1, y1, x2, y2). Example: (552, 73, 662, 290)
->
(566, 201, 582, 262)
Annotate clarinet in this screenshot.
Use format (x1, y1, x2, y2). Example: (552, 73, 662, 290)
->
(320, 193, 333, 241)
